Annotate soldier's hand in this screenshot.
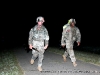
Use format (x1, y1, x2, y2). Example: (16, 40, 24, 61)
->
(61, 45, 65, 48)
(77, 42, 80, 46)
(29, 44, 33, 49)
(44, 45, 48, 50)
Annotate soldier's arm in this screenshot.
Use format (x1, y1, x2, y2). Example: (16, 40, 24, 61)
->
(76, 28, 81, 43)
(61, 28, 66, 46)
(44, 28, 49, 46)
(28, 28, 34, 46)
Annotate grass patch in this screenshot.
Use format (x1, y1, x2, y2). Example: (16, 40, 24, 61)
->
(0, 49, 24, 75)
(47, 47, 100, 66)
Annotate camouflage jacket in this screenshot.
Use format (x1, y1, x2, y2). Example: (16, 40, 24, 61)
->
(61, 25, 81, 45)
(28, 25, 49, 46)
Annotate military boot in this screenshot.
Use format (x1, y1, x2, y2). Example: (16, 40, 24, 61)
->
(73, 62, 77, 67)
(62, 55, 66, 62)
(37, 66, 42, 72)
(30, 59, 34, 65)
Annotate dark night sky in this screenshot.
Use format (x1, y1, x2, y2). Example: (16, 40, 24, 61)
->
(1, 2, 100, 47)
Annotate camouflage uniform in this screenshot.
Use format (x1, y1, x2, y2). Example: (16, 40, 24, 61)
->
(28, 25, 49, 67)
(61, 21, 81, 63)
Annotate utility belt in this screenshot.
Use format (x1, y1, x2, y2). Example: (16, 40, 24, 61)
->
(33, 38, 44, 42)
(65, 37, 76, 41)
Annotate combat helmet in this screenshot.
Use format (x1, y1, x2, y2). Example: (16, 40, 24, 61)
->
(36, 16, 45, 23)
(63, 18, 76, 29)
(68, 18, 76, 24)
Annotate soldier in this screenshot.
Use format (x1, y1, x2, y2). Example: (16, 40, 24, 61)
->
(61, 18, 81, 67)
(28, 16, 49, 71)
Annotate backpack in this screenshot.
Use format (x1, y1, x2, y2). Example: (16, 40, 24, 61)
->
(63, 24, 70, 30)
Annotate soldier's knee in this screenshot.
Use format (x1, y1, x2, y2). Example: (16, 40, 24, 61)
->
(33, 54, 38, 57)
(41, 55, 44, 58)
(39, 53, 44, 57)
(71, 56, 75, 58)
(32, 50, 36, 54)
(70, 47, 73, 50)
(39, 57, 44, 61)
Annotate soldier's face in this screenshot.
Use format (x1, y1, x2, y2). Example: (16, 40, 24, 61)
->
(71, 22, 75, 27)
(38, 21, 43, 26)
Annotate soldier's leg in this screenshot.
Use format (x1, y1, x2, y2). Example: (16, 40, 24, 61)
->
(69, 46, 77, 67)
(62, 48, 68, 62)
(36, 41, 44, 71)
(32, 50, 39, 60)
(30, 50, 38, 65)
(37, 51, 44, 71)
(30, 40, 39, 64)
(63, 48, 69, 57)
(62, 43, 70, 62)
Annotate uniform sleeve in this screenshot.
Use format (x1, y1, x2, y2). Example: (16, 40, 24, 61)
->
(61, 27, 66, 45)
(28, 28, 34, 45)
(44, 28, 49, 46)
(76, 28, 81, 43)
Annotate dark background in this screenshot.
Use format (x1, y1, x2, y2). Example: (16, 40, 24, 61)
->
(1, 2, 100, 49)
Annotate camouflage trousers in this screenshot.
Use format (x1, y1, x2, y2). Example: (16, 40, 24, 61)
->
(32, 40, 45, 67)
(64, 42, 76, 62)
